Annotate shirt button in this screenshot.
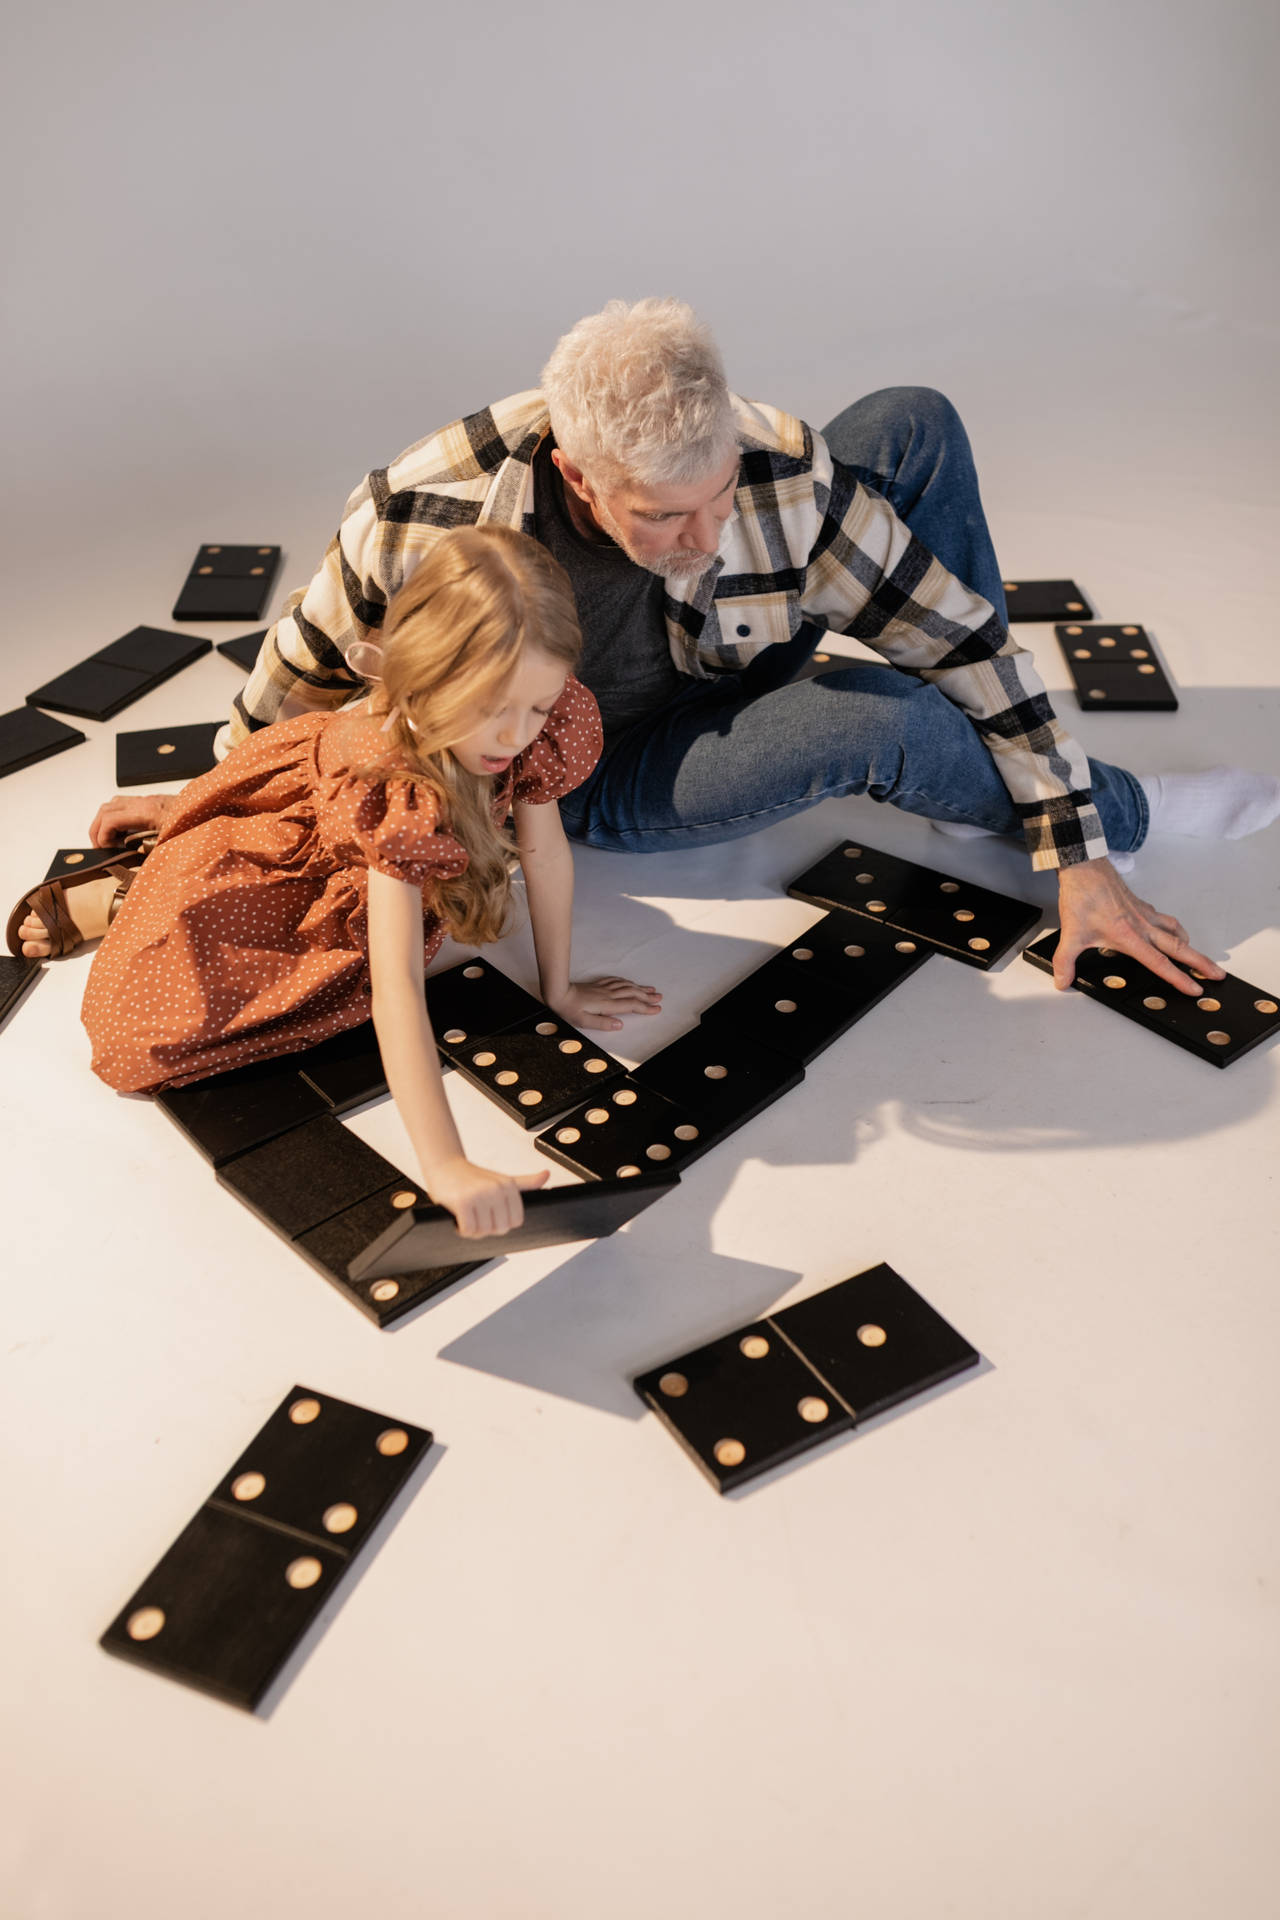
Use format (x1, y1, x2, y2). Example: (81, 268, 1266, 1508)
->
(736, 623, 751, 637)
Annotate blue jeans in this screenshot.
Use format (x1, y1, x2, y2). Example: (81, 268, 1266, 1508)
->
(559, 387, 1148, 856)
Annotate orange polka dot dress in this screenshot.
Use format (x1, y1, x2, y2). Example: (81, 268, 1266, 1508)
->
(81, 677, 603, 1094)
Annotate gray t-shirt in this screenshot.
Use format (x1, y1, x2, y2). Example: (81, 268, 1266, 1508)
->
(533, 438, 686, 738)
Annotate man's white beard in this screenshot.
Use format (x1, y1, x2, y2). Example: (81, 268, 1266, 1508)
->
(591, 496, 720, 582)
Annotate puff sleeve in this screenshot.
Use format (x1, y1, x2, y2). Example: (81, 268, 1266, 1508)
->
(348, 777, 470, 888)
(510, 673, 603, 804)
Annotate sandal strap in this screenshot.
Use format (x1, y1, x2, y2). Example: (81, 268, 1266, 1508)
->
(107, 863, 141, 924)
(25, 883, 82, 957)
(7, 849, 147, 957)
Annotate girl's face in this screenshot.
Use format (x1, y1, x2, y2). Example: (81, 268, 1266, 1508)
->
(445, 646, 567, 777)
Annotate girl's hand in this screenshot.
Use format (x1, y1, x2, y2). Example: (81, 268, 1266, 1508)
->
(548, 976, 663, 1033)
(426, 1157, 550, 1238)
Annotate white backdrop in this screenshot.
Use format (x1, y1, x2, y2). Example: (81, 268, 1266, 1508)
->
(2, 0, 1276, 655)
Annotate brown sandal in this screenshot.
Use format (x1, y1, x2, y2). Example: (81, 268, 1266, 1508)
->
(6, 845, 148, 957)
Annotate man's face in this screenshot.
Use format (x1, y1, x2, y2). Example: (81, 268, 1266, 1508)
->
(555, 451, 739, 580)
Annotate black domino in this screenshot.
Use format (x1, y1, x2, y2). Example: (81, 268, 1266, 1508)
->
(43, 848, 101, 881)
(699, 953, 867, 1064)
(698, 918, 931, 1063)
(116, 721, 222, 785)
(27, 627, 211, 721)
(787, 838, 1039, 968)
(0, 706, 86, 778)
(442, 1012, 626, 1126)
(1053, 623, 1178, 711)
(634, 1025, 802, 1134)
(634, 1322, 854, 1494)
(99, 1385, 432, 1709)
(635, 1262, 979, 1495)
(295, 1181, 485, 1327)
(1022, 931, 1280, 1067)
(1, 956, 42, 1029)
(217, 1114, 405, 1238)
(425, 958, 544, 1048)
(296, 1022, 391, 1113)
(216, 629, 269, 672)
(157, 1056, 331, 1167)
(348, 1169, 678, 1280)
(770, 1262, 980, 1422)
(172, 546, 282, 622)
(1001, 579, 1093, 622)
(536, 1079, 706, 1181)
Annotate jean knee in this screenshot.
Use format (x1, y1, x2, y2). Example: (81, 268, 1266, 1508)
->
(887, 385, 966, 453)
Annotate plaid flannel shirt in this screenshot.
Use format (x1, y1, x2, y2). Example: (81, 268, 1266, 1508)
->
(228, 389, 1105, 869)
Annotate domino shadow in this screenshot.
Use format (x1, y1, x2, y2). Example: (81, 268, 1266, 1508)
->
(439, 1203, 803, 1421)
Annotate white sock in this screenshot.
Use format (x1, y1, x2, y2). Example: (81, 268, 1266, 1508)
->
(1140, 767, 1280, 841)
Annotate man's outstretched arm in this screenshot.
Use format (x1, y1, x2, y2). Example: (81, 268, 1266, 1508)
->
(791, 454, 1230, 993)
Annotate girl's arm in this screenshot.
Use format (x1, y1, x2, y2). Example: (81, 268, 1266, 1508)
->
(513, 798, 661, 1032)
(366, 865, 547, 1236)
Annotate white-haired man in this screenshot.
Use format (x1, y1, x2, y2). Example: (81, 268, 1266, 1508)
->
(76, 298, 1279, 993)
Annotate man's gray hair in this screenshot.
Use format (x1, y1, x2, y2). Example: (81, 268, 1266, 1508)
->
(540, 297, 738, 491)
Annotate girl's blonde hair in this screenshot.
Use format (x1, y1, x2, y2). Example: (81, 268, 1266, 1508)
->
(373, 525, 582, 946)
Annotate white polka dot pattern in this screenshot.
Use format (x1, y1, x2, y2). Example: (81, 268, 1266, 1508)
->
(81, 678, 602, 1093)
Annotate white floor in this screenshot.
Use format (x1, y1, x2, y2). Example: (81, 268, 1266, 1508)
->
(3, 311, 1278, 1920)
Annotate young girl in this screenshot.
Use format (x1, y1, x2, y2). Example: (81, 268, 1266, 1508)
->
(71, 526, 661, 1235)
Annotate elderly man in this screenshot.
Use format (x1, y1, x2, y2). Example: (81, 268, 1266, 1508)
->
(59, 299, 1279, 987)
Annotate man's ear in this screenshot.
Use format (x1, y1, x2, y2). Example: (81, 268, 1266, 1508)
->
(550, 447, 593, 503)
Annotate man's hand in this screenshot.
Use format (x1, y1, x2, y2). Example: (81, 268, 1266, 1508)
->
(1054, 859, 1225, 995)
(548, 976, 663, 1033)
(89, 793, 180, 847)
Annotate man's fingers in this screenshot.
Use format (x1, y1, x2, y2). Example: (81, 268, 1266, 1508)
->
(1106, 933, 1198, 997)
(89, 800, 125, 846)
(1154, 928, 1223, 981)
(89, 794, 159, 847)
(1051, 933, 1080, 991)
(515, 1171, 551, 1191)
(1138, 948, 1198, 996)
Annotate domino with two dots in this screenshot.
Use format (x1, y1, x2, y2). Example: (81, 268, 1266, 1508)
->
(1001, 579, 1092, 622)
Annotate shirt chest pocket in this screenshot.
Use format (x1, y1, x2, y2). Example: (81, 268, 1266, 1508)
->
(701, 589, 798, 666)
